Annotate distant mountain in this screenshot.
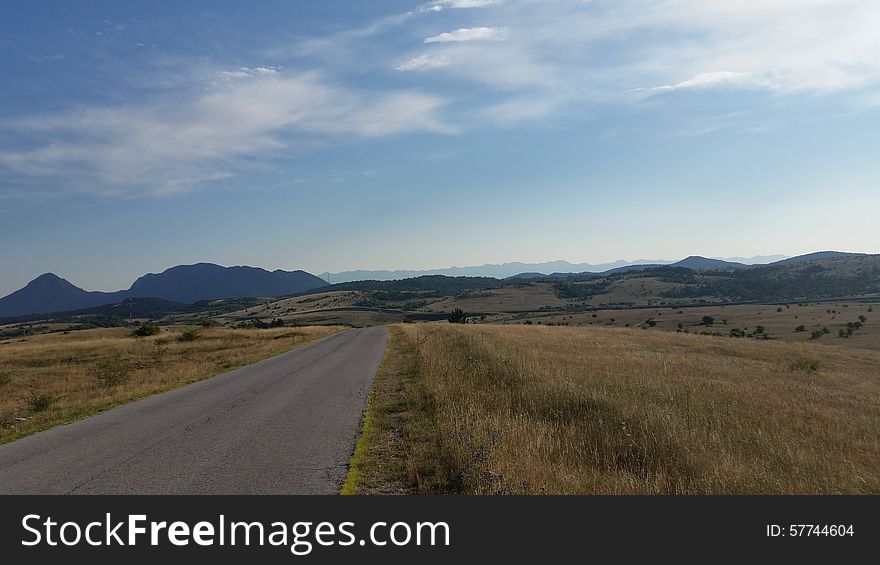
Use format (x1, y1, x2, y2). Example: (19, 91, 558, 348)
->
(671, 256, 747, 270)
(326, 255, 792, 283)
(322, 259, 674, 283)
(0, 264, 328, 318)
(127, 263, 327, 304)
(772, 251, 866, 266)
(714, 254, 789, 264)
(0, 274, 125, 318)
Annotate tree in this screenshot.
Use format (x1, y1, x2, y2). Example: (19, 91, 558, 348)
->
(702, 316, 715, 326)
(448, 308, 468, 324)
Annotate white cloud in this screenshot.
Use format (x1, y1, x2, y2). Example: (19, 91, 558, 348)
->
(391, 0, 880, 123)
(424, 27, 507, 43)
(0, 71, 450, 197)
(219, 66, 281, 79)
(394, 53, 452, 71)
(631, 71, 767, 94)
(422, 0, 502, 11)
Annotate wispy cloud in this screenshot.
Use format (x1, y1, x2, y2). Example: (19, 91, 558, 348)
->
(424, 27, 507, 43)
(629, 71, 767, 95)
(398, 0, 880, 118)
(394, 53, 452, 71)
(0, 70, 450, 197)
(422, 0, 502, 11)
(219, 66, 281, 80)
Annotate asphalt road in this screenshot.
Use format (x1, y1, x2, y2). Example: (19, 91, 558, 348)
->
(0, 327, 388, 494)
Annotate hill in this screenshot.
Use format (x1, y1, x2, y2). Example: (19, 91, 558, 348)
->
(0, 274, 125, 318)
(0, 264, 328, 318)
(671, 256, 746, 270)
(127, 263, 326, 303)
(772, 251, 866, 265)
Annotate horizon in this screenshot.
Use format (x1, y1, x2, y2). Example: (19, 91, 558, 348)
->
(5, 249, 877, 296)
(3, 1, 880, 296)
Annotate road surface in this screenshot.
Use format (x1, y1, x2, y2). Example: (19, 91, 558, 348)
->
(0, 327, 388, 494)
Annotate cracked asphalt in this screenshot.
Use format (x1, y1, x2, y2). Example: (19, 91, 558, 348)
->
(0, 327, 388, 494)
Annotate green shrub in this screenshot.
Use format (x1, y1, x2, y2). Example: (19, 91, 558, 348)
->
(789, 358, 822, 372)
(132, 323, 161, 337)
(177, 328, 201, 342)
(94, 357, 131, 388)
(28, 390, 57, 412)
(448, 308, 468, 324)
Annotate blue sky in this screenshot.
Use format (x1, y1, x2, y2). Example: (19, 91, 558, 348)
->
(1, 0, 879, 295)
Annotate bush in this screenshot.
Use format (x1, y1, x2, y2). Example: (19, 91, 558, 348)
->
(177, 328, 201, 342)
(132, 323, 161, 337)
(789, 358, 822, 372)
(702, 316, 715, 326)
(199, 319, 220, 328)
(794, 325, 806, 333)
(0, 372, 11, 387)
(811, 330, 825, 340)
(28, 390, 57, 412)
(448, 308, 468, 324)
(153, 338, 170, 364)
(95, 357, 131, 388)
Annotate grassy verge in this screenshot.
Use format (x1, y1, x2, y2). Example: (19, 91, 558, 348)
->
(344, 323, 880, 495)
(0, 325, 341, 444)
(341, 326, 419, 494)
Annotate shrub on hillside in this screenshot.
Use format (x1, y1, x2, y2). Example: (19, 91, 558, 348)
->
(95, 357, 131, 388)
(28, 390, 56, 413)
(448, 308, 468, 324)
(177, 328, 201, 342)
(132, 323, 161, 337)
(789, 358, 822, 372)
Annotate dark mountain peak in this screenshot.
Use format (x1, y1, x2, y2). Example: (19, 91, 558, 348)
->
(0, 273, 121, 318)
(27, 272, 70, 286)
(127, 263, 327, 303)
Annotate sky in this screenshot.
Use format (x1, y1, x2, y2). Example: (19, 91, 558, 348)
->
(1, 0, 880, 295)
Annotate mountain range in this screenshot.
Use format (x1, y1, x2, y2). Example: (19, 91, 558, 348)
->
(1, 252, 868, 319)
(0, 264, 327, 318)
(320, 255, 789, 283)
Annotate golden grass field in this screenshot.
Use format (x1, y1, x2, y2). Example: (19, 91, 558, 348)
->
(346, 324, 880, 495)
(0, 325, 340, 444)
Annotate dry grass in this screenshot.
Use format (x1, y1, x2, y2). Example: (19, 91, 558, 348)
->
(356, 323, 880, 494)
(0, 325, 340, 443)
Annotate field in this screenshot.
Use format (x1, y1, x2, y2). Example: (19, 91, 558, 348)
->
(200, 281, 880, 351)
(346, 324, 880, 494)
(0, 325, 340, 443)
